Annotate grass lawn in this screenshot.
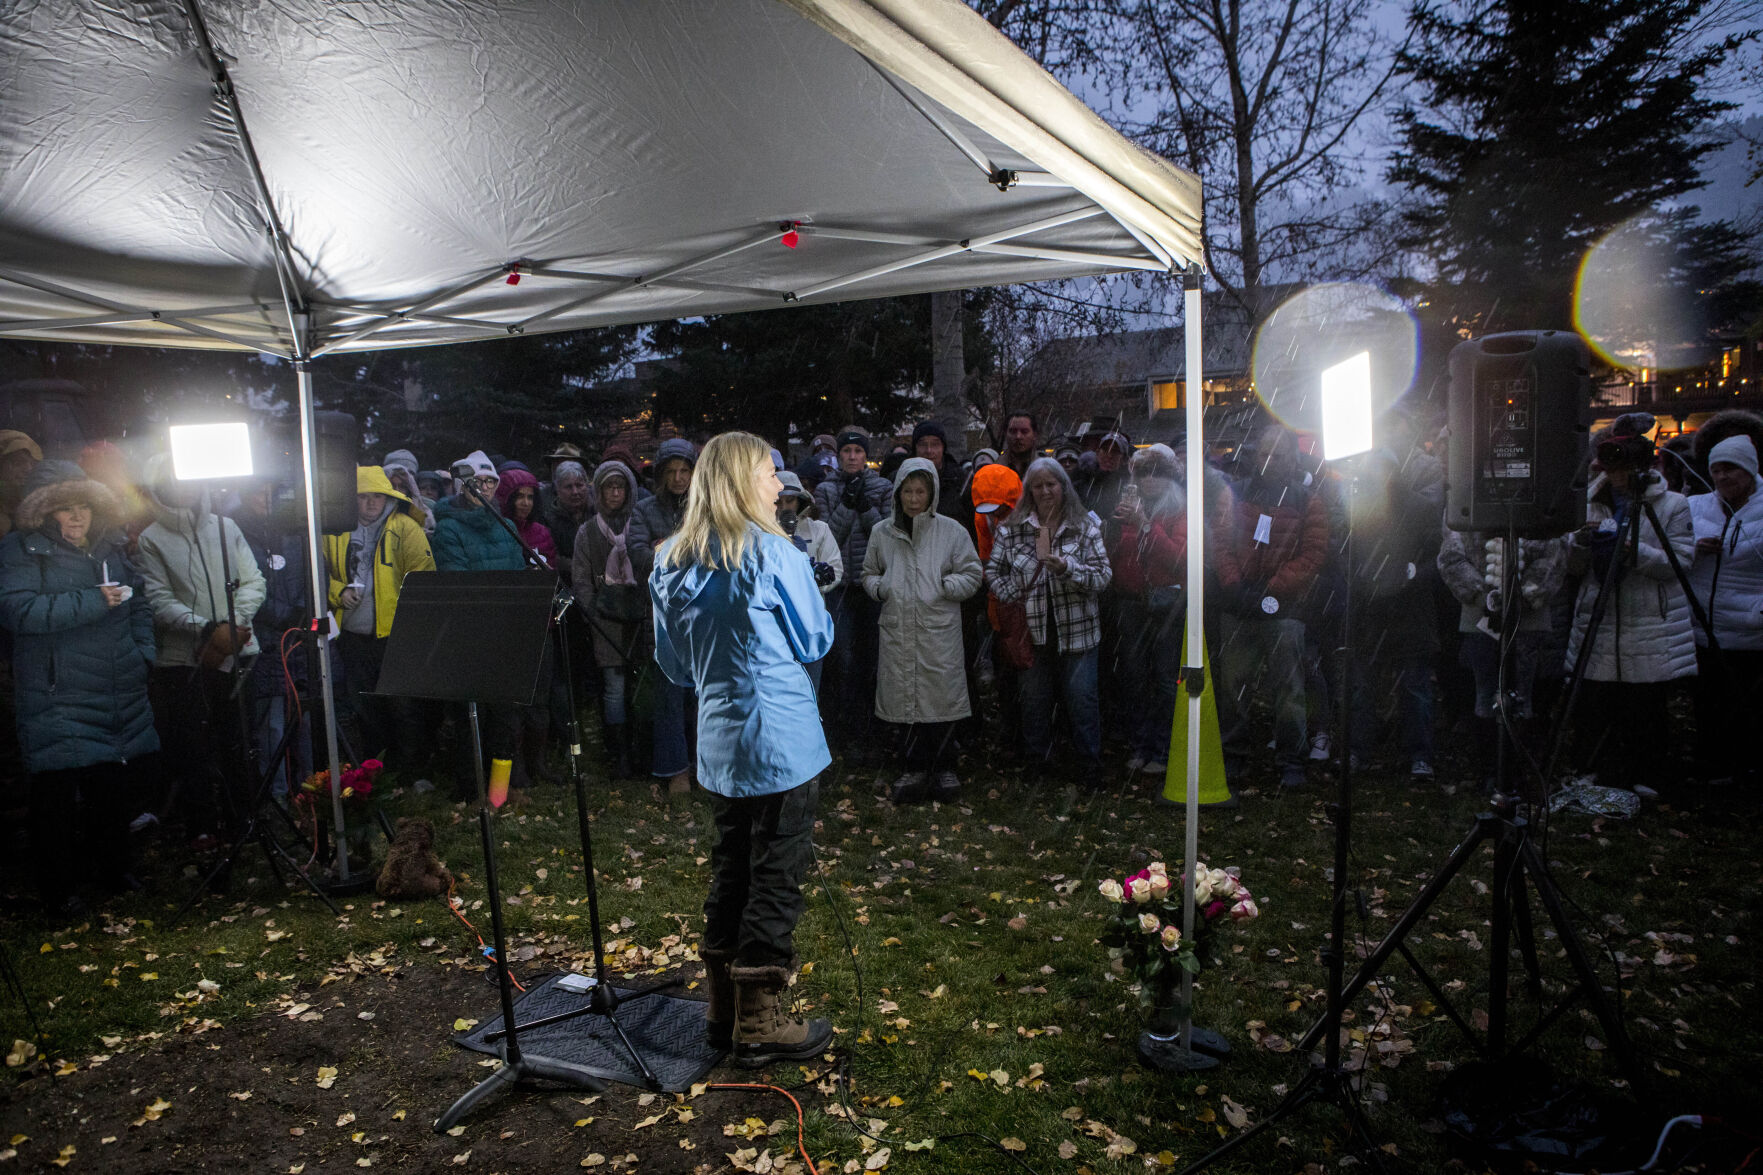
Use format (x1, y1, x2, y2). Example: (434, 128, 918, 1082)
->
(1, 739, 1758, 1173)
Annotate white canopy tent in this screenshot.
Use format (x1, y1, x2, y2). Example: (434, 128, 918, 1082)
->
(2, 0, 1212, 1013)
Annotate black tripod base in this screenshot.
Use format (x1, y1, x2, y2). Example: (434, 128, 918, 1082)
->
(433, 1044, 608, 1134)
(1175, 1063, 1379, 1175)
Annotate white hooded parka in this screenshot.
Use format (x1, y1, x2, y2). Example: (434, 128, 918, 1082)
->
(861, 457, 982, 724)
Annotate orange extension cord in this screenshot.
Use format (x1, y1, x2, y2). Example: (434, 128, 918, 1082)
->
(445, 880, 528, 994)
(706, 1082, 822, 1174)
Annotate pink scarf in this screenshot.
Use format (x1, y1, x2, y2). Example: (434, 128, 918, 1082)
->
(595, 512, 636, 585)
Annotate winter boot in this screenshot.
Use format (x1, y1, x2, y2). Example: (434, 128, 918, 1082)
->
(702, 948, 736, 1050)
(730, 961, 833, 1068)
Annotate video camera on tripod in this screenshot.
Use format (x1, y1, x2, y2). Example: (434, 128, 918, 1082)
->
(1595, 410, 1661, 474)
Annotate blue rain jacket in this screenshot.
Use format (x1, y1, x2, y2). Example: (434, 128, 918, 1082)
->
(650, 526, 834, 797)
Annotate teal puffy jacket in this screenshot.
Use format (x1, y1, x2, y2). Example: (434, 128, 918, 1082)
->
(0, 527, 159, 773)
(431, 497, 529, 572)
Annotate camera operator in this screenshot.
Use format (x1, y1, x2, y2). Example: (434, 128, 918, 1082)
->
(1687, 435, 1763, 785)
(774, 471, 838, 695)
(1564, 414, 1697, 794)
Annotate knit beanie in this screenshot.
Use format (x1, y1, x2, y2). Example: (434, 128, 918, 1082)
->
(451, 450, 497, 480)
(911, 420, 946, 447)
(834, 428, 871, 455)
(1708, 435, 1759, 480)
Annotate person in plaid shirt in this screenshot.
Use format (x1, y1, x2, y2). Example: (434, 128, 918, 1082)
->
(985, 457, 1112, 778)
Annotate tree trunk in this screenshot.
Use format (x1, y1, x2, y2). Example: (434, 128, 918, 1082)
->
(930, 289, 967, 458)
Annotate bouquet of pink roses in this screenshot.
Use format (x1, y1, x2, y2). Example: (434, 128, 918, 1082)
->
(1097, 859, 1259, 1004)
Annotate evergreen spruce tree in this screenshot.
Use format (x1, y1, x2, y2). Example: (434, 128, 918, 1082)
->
(1388, 0, 1746, 335)
(646, 295, 993, 445)
(314, 326, 640, 463)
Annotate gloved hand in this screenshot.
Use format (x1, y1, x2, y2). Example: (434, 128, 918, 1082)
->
(840, 475, 867, 511)
(813, 561, 836, 587)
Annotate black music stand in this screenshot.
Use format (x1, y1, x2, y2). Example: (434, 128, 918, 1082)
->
(371, 571, 609, 1128)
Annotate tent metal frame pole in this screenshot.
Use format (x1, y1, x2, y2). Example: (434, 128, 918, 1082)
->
(1085, 207, 1175, 270)
(514, 228, 784, 332)
(0, 302, 274, 336)
(180, 0, 305, 320)
(789, 205, 1107, 300)
(804, 223, 1167, 273)
(967, 241, 1167, 272)
(0, 269, 287, 354)
(311, 267, 515, 357)
(175, 0, 353, 878)
(291, 323, 352, 881)
(870, 64, 1062, 191)
(530, 267, 784, 300)
(1179, 264, 1205, 1054)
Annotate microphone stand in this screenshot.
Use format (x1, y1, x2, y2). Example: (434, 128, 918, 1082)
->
(435, 481, 680, 1117)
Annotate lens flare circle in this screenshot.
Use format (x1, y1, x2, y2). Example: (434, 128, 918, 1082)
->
(1574, 215, 1701, 373)
(1249, 283, 1420, 437)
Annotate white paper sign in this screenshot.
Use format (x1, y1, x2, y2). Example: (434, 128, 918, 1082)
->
(1253, 514, 1273, 545)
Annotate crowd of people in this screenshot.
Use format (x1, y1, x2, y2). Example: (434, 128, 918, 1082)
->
(2, 399, 1760, 919)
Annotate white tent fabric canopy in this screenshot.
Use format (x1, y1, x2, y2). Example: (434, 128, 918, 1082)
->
(2, 3, 1211, 1025)
(1, 0, 1202, 354)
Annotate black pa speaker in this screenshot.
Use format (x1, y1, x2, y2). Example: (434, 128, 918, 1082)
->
(261, 410, 359, 535)
(312, 410, 359, 534)
(1446, 331, 1590, 537)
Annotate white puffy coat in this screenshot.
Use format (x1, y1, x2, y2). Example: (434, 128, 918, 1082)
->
(1564, 474, 1697, 683)
(861, 458, 982, 724)
(136, 455, 266, 668)
(1687, 480, 1763, 650)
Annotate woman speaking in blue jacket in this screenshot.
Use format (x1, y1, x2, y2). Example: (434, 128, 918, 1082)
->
(650, 431, 835, 1067)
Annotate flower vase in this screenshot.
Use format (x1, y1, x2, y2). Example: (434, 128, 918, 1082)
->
(318, 814, 379, 896)
(1137, 971, 1230, 1072)
(343, 820, 376, 874)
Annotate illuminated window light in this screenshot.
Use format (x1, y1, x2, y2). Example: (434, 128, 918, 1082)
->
(169, 422, 254, 481)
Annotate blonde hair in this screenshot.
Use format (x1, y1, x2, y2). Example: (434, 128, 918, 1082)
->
(659, 432, 784, 571)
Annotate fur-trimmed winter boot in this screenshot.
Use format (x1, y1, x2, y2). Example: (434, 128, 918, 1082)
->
(730, 961, 833, 1068)
(702, 948, 736, 1050)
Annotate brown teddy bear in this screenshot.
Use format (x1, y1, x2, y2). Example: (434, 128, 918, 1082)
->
(375, 817, 454, 899)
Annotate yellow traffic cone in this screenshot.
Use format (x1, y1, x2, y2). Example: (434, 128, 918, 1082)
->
(1163, 630, 1234, 806)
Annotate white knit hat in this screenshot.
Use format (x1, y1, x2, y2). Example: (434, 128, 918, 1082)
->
(1708, 435, 1759, 480)
(450, 450, 497, 481)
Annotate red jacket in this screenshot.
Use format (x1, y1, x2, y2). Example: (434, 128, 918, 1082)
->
(1109, 514, 1186, 594)
(1214, 486, 1328, 602)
